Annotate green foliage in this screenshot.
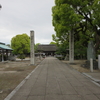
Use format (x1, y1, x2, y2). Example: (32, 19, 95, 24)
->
(50, 41, 56, 45)
(52, 0, 100, 59)
(18, 54, 25, 60)
(56, 45, 66, 56)
(11, 34, 30, 55)
(34, 43, 40, 53)
(56, 41, 68, 56)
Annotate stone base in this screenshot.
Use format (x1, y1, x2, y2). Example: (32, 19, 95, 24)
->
(81, 60, 98, 69)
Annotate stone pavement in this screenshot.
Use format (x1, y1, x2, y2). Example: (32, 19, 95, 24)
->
(6, 57, 100, 100)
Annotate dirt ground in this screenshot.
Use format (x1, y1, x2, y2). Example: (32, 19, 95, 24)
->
(0, 58, 42, 100)
(62, 60, 100, 73)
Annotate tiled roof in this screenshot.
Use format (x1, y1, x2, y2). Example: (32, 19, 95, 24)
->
(0, 44, 13, 50)
(37, 44, 57, 51)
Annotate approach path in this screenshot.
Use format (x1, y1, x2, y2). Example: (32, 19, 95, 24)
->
(9, 57, 100, 100)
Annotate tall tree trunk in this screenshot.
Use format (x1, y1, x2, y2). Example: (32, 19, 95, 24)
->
(95, 33, 100, 53)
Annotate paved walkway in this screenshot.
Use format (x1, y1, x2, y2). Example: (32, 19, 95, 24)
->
(7, 57, 100, 100)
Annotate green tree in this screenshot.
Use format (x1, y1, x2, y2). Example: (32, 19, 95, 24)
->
(52, 0, 100, 58)
(52, 0, 82, 41)
(56, 42, 68, 56)
(50, 41, 56, 45)
(52, 34, 69, 58)
(34, 43, 40, 53)
(11, 34, 30, 55)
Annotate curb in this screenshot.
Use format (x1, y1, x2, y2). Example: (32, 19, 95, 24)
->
(83, 73, 100, 87)
(67, 62, 100, 87)
(4, 65, 39, 100)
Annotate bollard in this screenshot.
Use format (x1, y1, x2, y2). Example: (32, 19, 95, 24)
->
(98, 55, 100, 69)
(90, 58, 93, 72)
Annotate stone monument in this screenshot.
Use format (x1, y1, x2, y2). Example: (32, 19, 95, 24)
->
(82, 41, 98, 69)
(87, 41, 96, 60)
(69, 31, 74, 63)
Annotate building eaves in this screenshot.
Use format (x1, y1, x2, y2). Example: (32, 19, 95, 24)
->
(0, 44, 13, 50)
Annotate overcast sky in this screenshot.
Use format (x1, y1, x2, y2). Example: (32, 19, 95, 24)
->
(0, 0, 55, 45)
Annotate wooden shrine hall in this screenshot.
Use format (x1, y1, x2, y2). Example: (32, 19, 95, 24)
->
(0, 42, 13, 61)
(37, 44, 57, 56)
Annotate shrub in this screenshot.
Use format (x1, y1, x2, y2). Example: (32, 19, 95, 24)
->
(18, 54, 25, 60)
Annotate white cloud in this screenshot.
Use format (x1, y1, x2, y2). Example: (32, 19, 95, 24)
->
(0, 0, 55, 44)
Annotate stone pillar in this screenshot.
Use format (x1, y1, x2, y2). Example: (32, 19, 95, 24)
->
(90, 58, 93, 72)
(2, 50, 4, 62)
(30, 31, 35, 65)
(98, 55, 100, 69)
(87, 41, 96, 60)
(69, 31, 74, 63)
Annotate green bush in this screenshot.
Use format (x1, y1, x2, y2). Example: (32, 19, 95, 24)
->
(4, 55, 7, 61)
(18, 54, 25, 60)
